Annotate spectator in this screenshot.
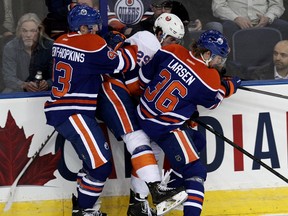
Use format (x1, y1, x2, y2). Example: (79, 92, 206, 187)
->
(250, 40, 288, 80)
(2, 12, 53, 93)
(212, 0, 288, 45)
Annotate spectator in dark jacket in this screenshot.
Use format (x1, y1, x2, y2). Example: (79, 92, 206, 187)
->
(2, 13, 53, 93)
(251, 40, 288, 80)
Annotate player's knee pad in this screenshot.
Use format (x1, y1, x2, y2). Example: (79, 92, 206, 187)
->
(122, 130, 151, 154)
(84, 160, 112, 182)
(180, 159, 207, 181)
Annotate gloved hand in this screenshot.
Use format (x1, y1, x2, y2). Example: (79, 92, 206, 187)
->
(221, 76, 241, 97)
(190, 110, 199, 120)
(186, 110, 199, 128)
(103, 30, 126, 51)
(229, 76, 241, 93)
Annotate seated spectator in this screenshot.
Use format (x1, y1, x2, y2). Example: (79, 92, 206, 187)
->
(2, 13, 53, 93)
(212, 0, 288, 46)
(250, 40, 288, 80)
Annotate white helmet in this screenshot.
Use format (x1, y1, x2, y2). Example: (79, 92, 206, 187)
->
(153, 13, 185, 42)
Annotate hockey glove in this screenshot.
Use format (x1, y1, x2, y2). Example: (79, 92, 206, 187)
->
(104, 30, 126, 51)
(221, 76, 241, 97)
(186, 110, 199, 128)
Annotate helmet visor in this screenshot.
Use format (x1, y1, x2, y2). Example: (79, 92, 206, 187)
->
(210, 54, 227, 67)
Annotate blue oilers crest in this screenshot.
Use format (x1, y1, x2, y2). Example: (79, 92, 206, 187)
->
(114, 0, 144, 25)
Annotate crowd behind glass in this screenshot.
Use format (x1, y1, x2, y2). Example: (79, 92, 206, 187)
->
(1, 0, 288, 94)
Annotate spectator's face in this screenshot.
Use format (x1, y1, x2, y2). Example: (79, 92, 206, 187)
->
(162, 6, 172, 13)
(20, 21, 39, 48)
(152, 5, 164, 18)
(273, 42, 288, 71)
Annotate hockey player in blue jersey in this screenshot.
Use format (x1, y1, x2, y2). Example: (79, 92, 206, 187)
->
(136, 29, 241, 215)
(44, 5, 138, 216)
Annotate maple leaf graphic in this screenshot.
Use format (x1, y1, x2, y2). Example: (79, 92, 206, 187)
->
(0, 111, 61, 186)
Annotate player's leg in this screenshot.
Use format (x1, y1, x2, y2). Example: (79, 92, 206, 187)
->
(123, 130, 187, 215)
(156, 128, 207, 216)
(56, 114, 112, 216)
(167, 128, 206, 189)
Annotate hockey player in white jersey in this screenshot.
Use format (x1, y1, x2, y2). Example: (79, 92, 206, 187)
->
(96, 13, 186, 216)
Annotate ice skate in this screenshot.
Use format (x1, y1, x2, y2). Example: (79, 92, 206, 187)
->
(72, 194, 107, 216)
(147, 182, 187, 215)
(127, 189, 157, 216)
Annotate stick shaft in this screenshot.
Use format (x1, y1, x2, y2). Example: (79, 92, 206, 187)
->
(195, 119, 288, 184)
(239, 86, 288, 99)
(4, 130, 56, 211)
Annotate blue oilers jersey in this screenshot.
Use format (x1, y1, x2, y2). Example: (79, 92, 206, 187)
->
(44, 32, 137, 126)
(137, 44, 227, 138)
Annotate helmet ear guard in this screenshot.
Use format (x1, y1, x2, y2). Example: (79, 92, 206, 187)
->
(67, 4, 102, 32)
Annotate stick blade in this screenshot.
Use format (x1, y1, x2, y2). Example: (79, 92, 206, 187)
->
(3, 187, 16, 211)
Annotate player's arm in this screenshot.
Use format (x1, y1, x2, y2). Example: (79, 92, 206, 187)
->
(220, 76, 242, 98)
(93, 37, 138, 74)
(138, 48, 165, 90)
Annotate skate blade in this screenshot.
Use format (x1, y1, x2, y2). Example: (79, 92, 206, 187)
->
(156, 191, 188, 215)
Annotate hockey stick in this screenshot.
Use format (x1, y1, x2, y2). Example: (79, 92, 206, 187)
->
(4, 129, 56, 211)
(195, 119, 288, 184)
(239, 86, 288, 99)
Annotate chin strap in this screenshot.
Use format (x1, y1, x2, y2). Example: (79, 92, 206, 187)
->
(200, 53, 212, 66)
